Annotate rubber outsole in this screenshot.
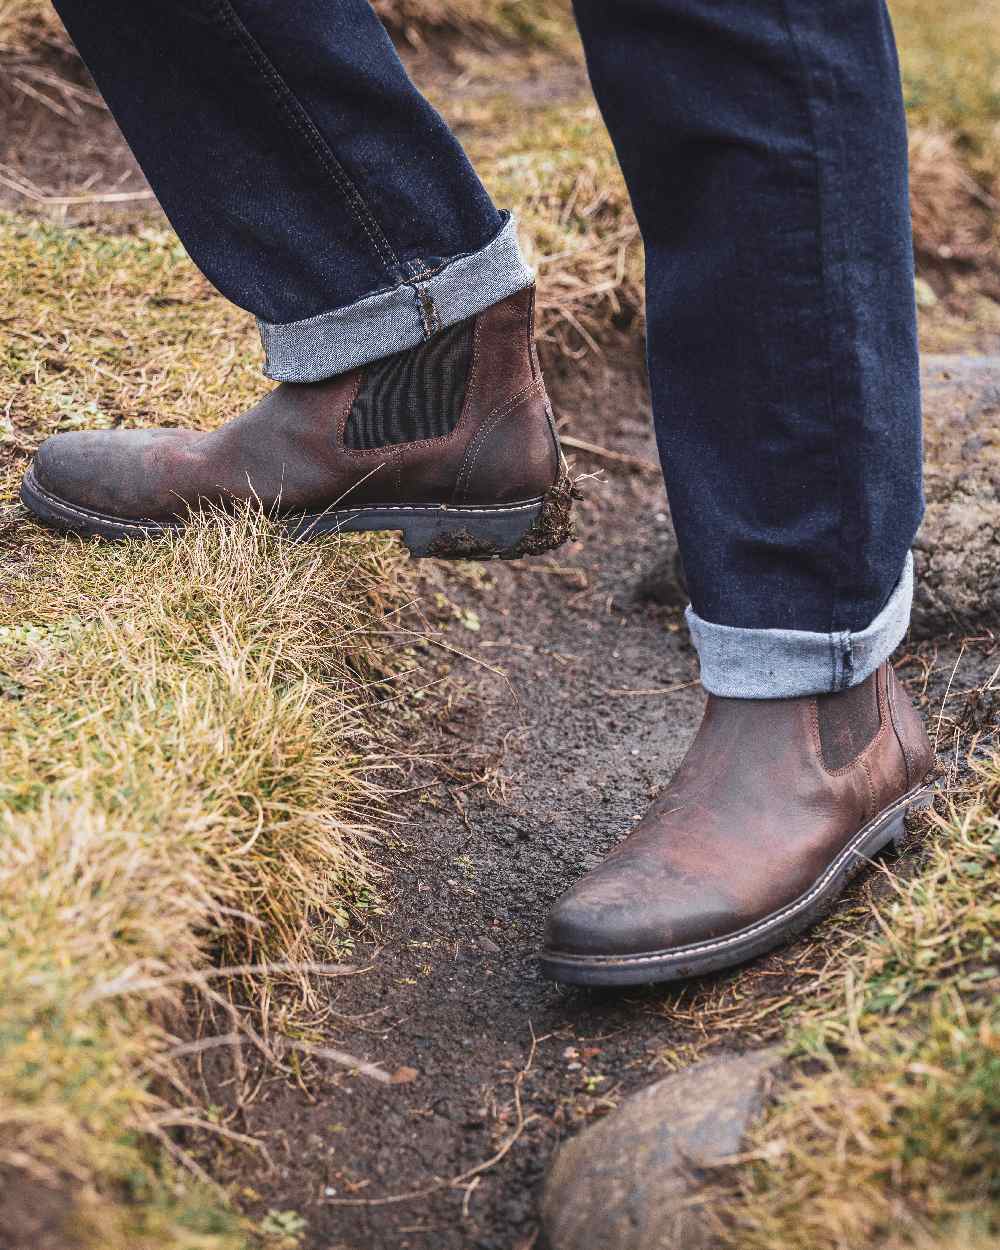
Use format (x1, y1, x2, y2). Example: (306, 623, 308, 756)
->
(539, 783, 936, 988)
(19, 465, 557, 560)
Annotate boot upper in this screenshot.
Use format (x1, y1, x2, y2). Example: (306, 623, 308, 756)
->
(30, 287, 558, 522)
(545, 662, 936, 959)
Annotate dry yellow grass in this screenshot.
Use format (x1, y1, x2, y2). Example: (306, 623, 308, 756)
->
(0, 3, 997, 1244)
(446, 97, 642, 357)
(0, 0, 570, 53)
(0, 215, 268, 500)
(0, 509, 417, 1247)
(891, 0, 1000, 189)
(891, 0, 1000, 347)
(372, 0, 572, 47)
(3, 1, 996, 357)
(0, 214, 422, 1245)
(0, 0, 65, 51)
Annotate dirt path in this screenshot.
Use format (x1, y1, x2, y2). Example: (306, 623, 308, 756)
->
(201, 344, 994, 1250)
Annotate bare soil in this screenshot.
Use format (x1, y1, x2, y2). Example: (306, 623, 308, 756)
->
(0, 47, 157, 230)
(192, 342, 996, 1250)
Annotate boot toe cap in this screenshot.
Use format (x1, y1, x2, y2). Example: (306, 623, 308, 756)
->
(31, 429, 185, 519)
(544, 869, 738, 959)
(33, 431, 109, 503)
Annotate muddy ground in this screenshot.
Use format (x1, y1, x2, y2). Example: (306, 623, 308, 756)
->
(189, 341, 994, 1250)
(2, 33, 998, 1250)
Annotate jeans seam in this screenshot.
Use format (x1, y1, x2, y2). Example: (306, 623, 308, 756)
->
(415, 283, 441, 338)
(406, 261, 449, 339)
(210, 0, 398, 276)
(776, 0, 849, 645)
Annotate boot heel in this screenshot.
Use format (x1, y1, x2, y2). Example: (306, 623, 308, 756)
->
(892, 786, 936, 849)
(906, 788, 936, 814)
(403, 469, 578, 560)
(401, 502, 545, 560)
(291, 471, 577, 557)
(885, 810, 909, 851)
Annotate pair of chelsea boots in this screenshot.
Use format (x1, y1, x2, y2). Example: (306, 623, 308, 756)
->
(20, 286, 935, 985)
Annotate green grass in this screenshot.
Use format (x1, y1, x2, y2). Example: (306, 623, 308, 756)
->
(713, 754, 1000, 1249)
(0, 216, 421, 1247)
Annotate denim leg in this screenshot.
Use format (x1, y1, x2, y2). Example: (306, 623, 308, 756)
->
(50, 0, 533, 380)
(572, 0, 922, 695)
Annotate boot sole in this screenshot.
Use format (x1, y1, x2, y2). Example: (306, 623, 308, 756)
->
(539, 782, 936, 988)
(20, 465, 574, 561)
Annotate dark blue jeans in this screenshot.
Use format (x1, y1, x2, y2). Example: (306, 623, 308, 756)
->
(51, 0, 922, 698)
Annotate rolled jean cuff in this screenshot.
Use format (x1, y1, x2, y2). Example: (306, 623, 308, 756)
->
(686, 552, 914, 699)
(258, 212, 533, 382)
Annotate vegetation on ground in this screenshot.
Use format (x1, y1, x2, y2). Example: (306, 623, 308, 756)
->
(0, 0, 997, 1245)
(452, 97, 643, 357)
(0, 0, 64, 52)
(712, 748, 1000, 1248)
(413, 0, 1000, 352)
(892, 0, 1000, 189)
(372, 0, 574, 49)
(0, 217, 420, 1246)
(0, 215, 267, 498)
(2, 0, 998, 351)
(892, 0, 1000, 347)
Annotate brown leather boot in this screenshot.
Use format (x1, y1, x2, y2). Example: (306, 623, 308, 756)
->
(541, 661, 936, 986)
(20, 287, 573, 559)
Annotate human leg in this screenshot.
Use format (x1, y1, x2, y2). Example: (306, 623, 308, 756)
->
(543, 0, 933, 984)
(22, 0, 569, 557)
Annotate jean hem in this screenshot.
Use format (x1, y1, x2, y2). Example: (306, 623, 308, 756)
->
(257, 212, 533, 382)
(685, 552, 914, 699)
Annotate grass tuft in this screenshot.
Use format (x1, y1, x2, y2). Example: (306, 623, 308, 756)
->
(712, 754, 1000, 1249)
(463, 102, 642, 357)
(0, 508, 415, 1245)
(0, 212, 421, 1244)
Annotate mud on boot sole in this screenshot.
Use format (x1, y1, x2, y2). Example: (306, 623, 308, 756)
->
(20, 465, 578, 560)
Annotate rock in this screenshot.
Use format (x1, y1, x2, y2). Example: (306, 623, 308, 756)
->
(542, 1048, 782, 1250)
(630, 357, 1000, 638)
(912, 356, 1000, 638)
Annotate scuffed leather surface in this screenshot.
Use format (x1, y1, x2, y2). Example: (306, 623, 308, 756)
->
(545, 663, 935, 958)
(31, 287, 558, 520)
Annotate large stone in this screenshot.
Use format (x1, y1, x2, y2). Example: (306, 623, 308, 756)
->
(912, 356, 1000, 638)
(542, 1048, 782, 1250)
(631, 357, 1000, 638)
